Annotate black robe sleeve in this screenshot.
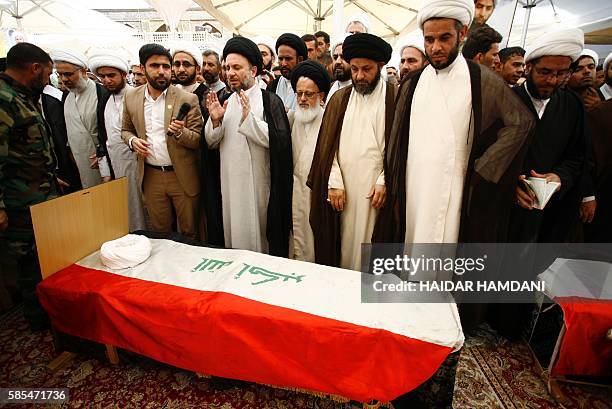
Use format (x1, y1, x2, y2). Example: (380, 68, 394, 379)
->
(261, 89, 293, 257)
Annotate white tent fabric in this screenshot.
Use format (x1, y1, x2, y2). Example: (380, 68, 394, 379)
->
(488, 0, 612, 56)
(193, 0, 421, 43)
(0, 0, 137, 53)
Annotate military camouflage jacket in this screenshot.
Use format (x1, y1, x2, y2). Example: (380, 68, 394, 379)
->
(0, 73, 56, 213)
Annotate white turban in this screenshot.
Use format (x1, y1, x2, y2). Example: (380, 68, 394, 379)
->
(524, 28, 584, 63)
(417, 0, 475, 29)
(604, 52, 612, 71)
(580, 49, 599, 64)
(89, 52, 130, 75)
(50, 49, 89, 69)
(171, 42, 203, 68)
(100, 234, 152, 270)
(400, 41, 425, 57)
(252, 35, 276, 57)
(345, 13, 370, 33)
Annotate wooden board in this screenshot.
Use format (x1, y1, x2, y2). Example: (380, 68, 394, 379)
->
(30, 179, 129, 279)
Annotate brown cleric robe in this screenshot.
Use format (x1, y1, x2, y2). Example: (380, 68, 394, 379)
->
(307, 83, 397, 267)
(372, 60, 535, 245)
(585, 99, 612, 242)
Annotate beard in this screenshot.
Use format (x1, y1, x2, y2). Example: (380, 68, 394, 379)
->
(426, 38, 460, 70)
(333, 65, 351, 82)
(230, 77, 254, 93)
(31, 72, 46, 95)
(352, 70, 381, 95)
(295, 103, 323, 124)
(263, 60, 273, 72)
(203, 71, 219, 84)
(176, 71, 196, 86)
(67, 75, 89, 93)
(146, 71, 170, 91)
(526, 72, 556, 99)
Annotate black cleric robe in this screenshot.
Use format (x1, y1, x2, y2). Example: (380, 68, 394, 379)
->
(508, 85, 587, 243)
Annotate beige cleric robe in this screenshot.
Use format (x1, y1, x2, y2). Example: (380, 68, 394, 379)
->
(406, 55, 473, 244)
(103, 85, 146, 231)
(64, 79, 102, 188)
(290, 109, 324, 262)
(329, 79, 387, 271)
(205, 84, 271, 253)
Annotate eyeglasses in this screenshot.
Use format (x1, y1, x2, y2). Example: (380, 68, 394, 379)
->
(56, 68, 80, 78)
(533, 67, 570, 80)
(296, 91, 318, 98)
(173, 61, 195, 68)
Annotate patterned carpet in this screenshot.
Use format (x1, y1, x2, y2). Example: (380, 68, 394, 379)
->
(0, 306, 610, 408)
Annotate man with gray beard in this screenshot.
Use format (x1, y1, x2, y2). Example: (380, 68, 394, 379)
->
(51, 49, 112, 188)
(308, 33, 396, 270)
(289, 61, 330, 262)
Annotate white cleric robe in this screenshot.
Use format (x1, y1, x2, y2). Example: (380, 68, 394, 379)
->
(205, 84, 271, 253)
(405, 55, 473, 245)
(104, 85, 146, 231)
(326, 79, 351, 103)
(64, 79, 102, 188)
(275, 76, 298, 111)
(290, 109, 324, 262)
(329, 78, 387, 271)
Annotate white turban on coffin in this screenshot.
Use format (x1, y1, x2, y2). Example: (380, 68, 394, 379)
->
(524, 28, 584, 63)
(50, 49, 89, 69)
(171, 42, 203, 68)
(604, 52, 612, 71)
(89, 52, 130, 74)
(417, 0, 475, 29)
(580, 49, 599, 64)
(100, 234, 152, 269)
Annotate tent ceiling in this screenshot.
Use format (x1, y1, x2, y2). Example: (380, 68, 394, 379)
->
(193, 0, 420, 41)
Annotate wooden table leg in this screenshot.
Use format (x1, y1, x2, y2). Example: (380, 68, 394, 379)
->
(105, 344, 119, 364)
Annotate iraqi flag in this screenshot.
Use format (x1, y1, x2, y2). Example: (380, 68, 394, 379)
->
(38, 238, 464, 402)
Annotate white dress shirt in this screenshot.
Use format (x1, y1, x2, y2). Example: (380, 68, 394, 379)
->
(144, 87, 172, 166)
(524, 82, 550, 119)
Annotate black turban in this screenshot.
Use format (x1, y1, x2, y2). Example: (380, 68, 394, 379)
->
(342, 33, 392, 64)
(275, 33, 308, 60)
(223, 36, 264, 76)
(290, 60, 331, 97)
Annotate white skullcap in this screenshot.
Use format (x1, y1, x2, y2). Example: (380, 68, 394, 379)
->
(580, 49, 599, 64)
(345, 13, 370, 33)
(252, 35, 276, 57)
(524, 28, 584, 63)
(417, 0, 475, 29)
(171, 42, 203, 68)
(400, 41, 425, 56)
(100, 234, 152, 269)
(604, 52, 612, 71)
(89, 52, 130, 74)
(51, 49, 89, 69)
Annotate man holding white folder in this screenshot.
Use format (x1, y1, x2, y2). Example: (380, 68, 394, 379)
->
(510, 28, 588, 243)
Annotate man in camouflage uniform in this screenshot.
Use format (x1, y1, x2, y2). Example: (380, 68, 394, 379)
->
(0, 43, 57, 330)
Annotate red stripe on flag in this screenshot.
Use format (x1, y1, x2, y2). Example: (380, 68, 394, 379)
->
(552, 296, 612, 377)
(38, 264, 453, 401)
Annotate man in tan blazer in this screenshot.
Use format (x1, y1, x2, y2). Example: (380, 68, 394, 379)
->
(122, 43, 203, 238)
